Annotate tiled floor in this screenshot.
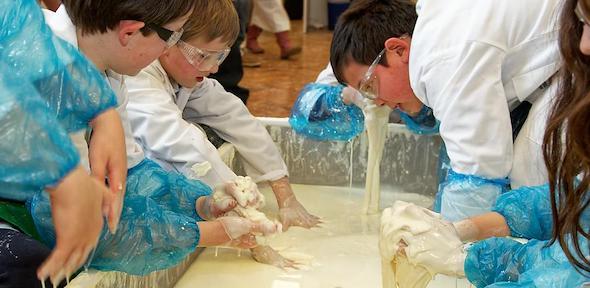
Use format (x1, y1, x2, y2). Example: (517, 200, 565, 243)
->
(243, 20, 333, 117)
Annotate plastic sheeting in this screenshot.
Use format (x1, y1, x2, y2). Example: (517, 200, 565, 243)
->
(466, 237, 590, 287)
(466, 184, 590, 287)
(493, 184, 554, 240)
(439, 170, 510, 221)
(398, 105, 440, 135)
(0, 64, 79, 202)
(0, 0, 117, 202)
(398, 105, 445, 211)
(260, 122, 442, 197)
(433, 143, 450, 212)
(1, 0, 117, 133)
(289, 83, 364, 141)
(29, 159, 212, 275)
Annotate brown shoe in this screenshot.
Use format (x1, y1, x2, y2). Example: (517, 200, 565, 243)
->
(276, 31, 301, 59)
(246, 25, 265, 54)
(241, 49, 262, 67)
(280, 46, 302, 59)
(242, 58, 261, 68)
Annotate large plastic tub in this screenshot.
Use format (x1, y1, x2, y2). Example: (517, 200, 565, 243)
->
(67, 117, 463, 288)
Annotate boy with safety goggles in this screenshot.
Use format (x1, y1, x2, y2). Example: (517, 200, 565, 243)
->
(126, 0, 321, 269)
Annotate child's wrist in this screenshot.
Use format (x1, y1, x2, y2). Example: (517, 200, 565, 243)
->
(452, 219, 479, 243)
(270, 177, 294, 205)
(196, 196, 212, 220)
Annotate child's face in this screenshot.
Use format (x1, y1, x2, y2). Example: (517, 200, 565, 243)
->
(110, 13, 191, 76)
(159, 36, 230, 88)
(341, 39, 422, 114)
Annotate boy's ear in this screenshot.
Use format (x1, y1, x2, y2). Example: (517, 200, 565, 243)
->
(117, 20, 146, 47)
(159, 48, 171, 59)
(384, 37, 411, 63)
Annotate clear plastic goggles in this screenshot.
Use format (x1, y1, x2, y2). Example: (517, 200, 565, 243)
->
(145, 23, 183, 48)
(177, 40, 231, 71)
(358, 48, 385, 100)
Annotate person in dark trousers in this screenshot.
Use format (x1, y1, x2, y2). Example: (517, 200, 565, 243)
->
(210, 0, 252, 104)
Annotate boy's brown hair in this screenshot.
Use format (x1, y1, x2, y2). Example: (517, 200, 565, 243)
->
(180, 0, 239, 45)
(62, 0, 195, 35)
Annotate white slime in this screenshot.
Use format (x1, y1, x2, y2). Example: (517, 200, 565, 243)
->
(362, 103, 392, 214)
(174, 184, 469, 288)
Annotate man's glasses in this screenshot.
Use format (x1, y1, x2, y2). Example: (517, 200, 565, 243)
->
(575, 1, 590, 26)
(358, 48, 386, 100)
(145, 23, 184, 48)
(177, 40, 231, 71)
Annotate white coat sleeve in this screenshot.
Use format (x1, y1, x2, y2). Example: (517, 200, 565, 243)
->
(417, 42, 513, 179)
(182, 78, 289, 183)
(125, 68, 236, 187)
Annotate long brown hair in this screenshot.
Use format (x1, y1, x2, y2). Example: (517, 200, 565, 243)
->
(543, 0, 590, 274)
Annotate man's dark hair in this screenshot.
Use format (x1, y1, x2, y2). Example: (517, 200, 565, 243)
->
(62, 0, 195, 35)
(330, 0, 417, 84)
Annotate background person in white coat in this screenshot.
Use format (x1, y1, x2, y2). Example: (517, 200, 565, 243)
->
(330, 0, 561, 221)
(125, 0, 320, 267)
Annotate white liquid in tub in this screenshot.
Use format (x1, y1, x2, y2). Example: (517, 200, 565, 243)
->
(175, 184, 469, 288)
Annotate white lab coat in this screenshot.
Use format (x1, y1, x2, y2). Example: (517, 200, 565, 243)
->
(42, 6, 145, 170)
(410, 0, 560, 185)
(251, 0, 291, 33)
(125, 61, 288, 188)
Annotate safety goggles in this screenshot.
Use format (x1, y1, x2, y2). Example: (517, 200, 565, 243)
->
(145, 23, 184, 48)
(358, 48, 386, 100)
(177, 40, 231, 71)
(576, 0, 590, 26)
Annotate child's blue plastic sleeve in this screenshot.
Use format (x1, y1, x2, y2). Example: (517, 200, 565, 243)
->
(29, 159, 213, 275)
(465, 237, 589, 288)
(492, 184, 554, 240)
(0, 65, 79, 202)
(289, 83, 364, 141)
(1, 0, 118, 133)
(439, 170, 510, 221)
